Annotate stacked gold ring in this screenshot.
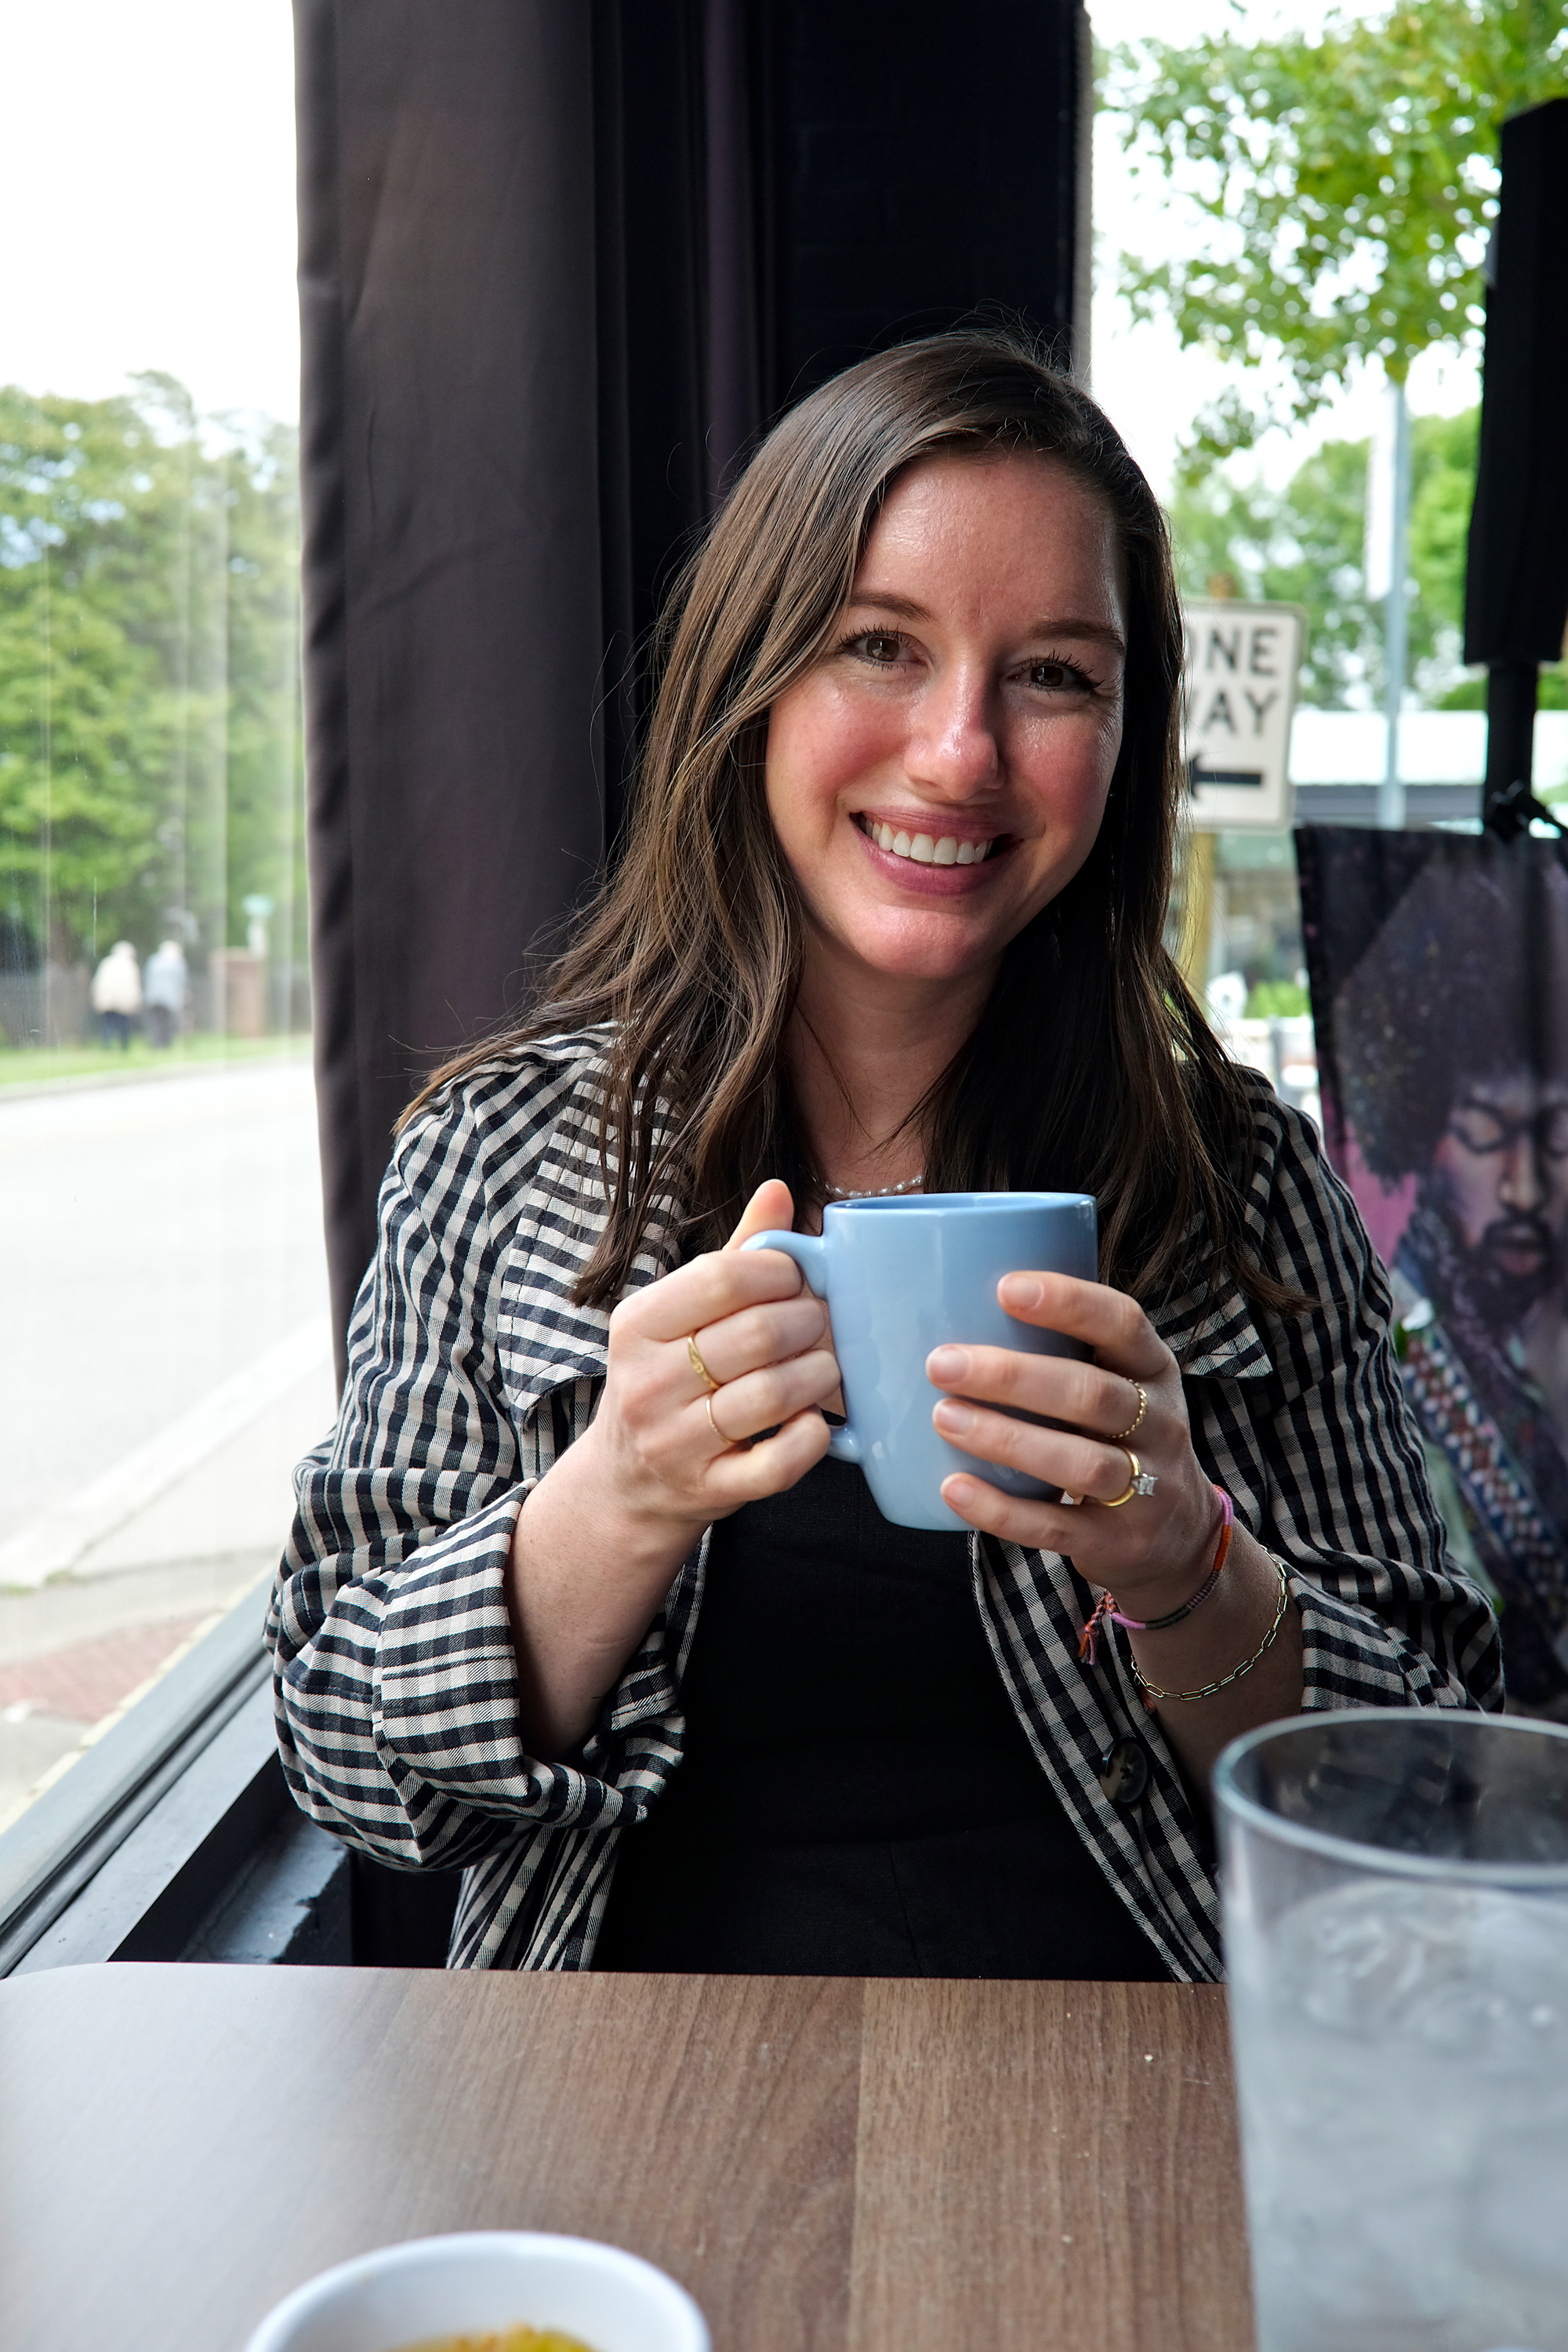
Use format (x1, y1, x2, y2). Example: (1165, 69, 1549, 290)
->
(689, 1332, 735, 1447)
(1110, 1380, 1147, 1442)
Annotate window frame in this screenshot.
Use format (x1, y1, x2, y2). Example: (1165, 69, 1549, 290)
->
(0, 1581, 274, 1973)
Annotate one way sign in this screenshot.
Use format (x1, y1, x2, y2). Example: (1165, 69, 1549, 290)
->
(1181, 599, 1305, 831)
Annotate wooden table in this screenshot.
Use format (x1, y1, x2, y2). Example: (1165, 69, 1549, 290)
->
(0, 1965, 1254, 2351)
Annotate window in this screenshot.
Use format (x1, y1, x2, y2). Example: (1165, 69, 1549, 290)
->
(0, 3, 321, 1893)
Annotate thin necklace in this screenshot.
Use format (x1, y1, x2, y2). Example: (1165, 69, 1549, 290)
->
(822, 1171, 926, 1200)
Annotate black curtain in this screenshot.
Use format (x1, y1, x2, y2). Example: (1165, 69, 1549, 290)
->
(1464, 98, 1568, 826)
(296, 2, 608, 1367)
(296, 0, 1091, 1374)
(1465, 97, 1568, 670)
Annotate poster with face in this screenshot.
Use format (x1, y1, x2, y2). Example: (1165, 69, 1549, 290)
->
(1299, 828, 1568, 1707)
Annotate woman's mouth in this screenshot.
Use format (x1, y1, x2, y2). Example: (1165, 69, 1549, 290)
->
(853, 813, 1009, 868)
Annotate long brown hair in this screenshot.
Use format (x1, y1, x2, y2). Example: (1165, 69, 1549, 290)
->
(416, 330, 1279, 1317)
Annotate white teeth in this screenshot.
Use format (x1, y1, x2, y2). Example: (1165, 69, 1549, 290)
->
(864, 818, 996, 866)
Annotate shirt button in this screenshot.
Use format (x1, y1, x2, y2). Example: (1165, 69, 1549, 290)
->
(1098, 1736, 1150, 1809)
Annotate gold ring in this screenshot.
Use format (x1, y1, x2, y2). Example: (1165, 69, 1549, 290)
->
(1099, 1447, 1159, 1508)
(1110, 1381, 1147, 1443)
(687, 1332, 720, 1394)
(704, 1392, 734, 1449)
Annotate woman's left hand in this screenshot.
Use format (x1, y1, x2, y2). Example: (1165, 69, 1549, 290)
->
(927, 1269, 1221, 1606)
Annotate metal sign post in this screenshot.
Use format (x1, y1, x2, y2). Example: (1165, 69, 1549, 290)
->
(1365, 380, 1411, 830)
(1182, 599, 1307, 833)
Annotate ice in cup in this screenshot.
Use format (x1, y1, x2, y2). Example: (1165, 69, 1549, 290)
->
(1215, 1709, 1568, 2352)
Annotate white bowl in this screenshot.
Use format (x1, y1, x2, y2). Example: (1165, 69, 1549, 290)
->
(241, 2230, 710, 2352)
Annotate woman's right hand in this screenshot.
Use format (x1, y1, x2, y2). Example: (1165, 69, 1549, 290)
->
(587, 1178, 839, 1534)
(506, 1180, 837, 1755)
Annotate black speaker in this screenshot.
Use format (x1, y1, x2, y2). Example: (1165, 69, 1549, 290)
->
(1464, 98, 1568, 832)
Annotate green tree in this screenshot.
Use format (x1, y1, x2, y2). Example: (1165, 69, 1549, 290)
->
(1402, 408, 1568, 706)
(1, 387, 187, 956)
(219, 420, 307, 979)
(0, 379, 303, 986)
(1167, 412, 1504, 706)
(1406, 407, 1479, 643)
(1168, 443, 1370, 706)
(1108, 2, 1568, 467)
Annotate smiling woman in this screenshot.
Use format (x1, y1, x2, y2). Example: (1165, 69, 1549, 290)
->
(268, 332, 1501, 1981)
(764, 452, 1127, 1214)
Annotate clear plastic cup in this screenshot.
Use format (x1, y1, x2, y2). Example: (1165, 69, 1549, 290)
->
(1214, 1708, 1568, 2352)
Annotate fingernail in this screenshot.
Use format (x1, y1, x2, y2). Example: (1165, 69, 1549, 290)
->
(942, 1475, 976, 1508)
(927, 1345, 971, 1384)
(1001, 1274, 1044, 1311)
(933, 1398, 976, 1436)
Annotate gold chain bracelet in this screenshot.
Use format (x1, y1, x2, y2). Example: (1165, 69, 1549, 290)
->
(1125, 1553, 1292, 1708)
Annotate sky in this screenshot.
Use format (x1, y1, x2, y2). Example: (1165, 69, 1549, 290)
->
(0, 0, 1482, 487)
(0, 0, 299, 424)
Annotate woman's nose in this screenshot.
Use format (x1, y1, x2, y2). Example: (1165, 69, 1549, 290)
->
(906, 667, 1000, 795)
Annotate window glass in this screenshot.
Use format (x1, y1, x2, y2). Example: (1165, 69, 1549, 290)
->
(0, 1, 323, 1834)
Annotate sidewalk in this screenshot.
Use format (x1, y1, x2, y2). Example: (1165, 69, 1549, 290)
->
(0, 1033, 309, 1104)
(0, 1347, 336, 1830)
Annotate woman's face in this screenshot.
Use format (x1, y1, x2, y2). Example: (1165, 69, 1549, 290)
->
(764, 450, 1127, 992)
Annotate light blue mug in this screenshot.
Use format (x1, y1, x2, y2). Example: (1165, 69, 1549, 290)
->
(742, 1190, 1098, 1531)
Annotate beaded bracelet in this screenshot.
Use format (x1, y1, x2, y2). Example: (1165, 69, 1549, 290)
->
(1077, 1486, 1234, 1668)
(1126, 1552, 1293, 1711)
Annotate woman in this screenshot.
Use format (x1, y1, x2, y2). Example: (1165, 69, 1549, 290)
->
(269, 333, 1499, 1979)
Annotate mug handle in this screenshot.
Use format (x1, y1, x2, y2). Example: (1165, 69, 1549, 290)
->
(739, 1229, 861, 1465)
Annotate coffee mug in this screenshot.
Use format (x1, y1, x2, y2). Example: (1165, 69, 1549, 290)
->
(742, 1190, 1097, 1531)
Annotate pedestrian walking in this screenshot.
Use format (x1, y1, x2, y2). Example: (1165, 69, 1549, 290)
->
(142, 939, 188, 1050)
(89, 941, 143, 1050)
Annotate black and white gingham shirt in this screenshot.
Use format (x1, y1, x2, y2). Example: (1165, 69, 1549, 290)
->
(267, 1030, 1502, 1976)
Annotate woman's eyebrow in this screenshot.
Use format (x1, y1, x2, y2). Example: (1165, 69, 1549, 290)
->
(844, 589, 1125, 652)
(841, 589, 930, 622)
(1026, 617, 1127, 652)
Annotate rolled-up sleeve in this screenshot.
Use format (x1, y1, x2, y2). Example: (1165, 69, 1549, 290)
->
(266, 1077, 671, 1871)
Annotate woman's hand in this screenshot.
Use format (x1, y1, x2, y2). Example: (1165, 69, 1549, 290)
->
(927, 1270, 1302, 1780)
(506, 1181, 837, 1755)
(583, 1178, 838, 1536)
(927, 1271, 1217, 1598)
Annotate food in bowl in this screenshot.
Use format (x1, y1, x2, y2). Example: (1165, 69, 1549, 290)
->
(397, 2336, 598, 2352)
(241, 2230, 707, 2352)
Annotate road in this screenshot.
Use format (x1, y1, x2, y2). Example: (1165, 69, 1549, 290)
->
(0, 1052, 336, 1824)
(3, 1051, 332, 1530)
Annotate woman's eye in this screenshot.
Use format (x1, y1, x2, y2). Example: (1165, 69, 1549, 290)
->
(1027, 657, 1094, 692)
(853, 631, 905, 665)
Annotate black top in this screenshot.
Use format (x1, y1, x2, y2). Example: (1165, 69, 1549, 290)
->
(595, 1456, 1169, 1978)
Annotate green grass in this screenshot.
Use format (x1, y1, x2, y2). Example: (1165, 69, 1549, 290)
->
(0, 1032, 310, 1090)
(1245, 980, 1312, 1019)
(1439, 664, 1568, 711)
